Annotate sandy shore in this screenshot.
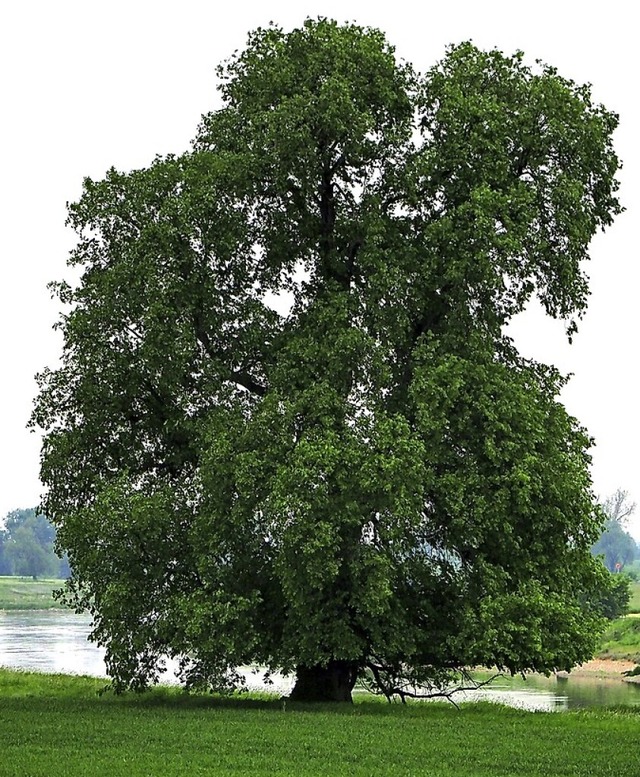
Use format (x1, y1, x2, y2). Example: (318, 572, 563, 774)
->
(559, 658, 639, 681)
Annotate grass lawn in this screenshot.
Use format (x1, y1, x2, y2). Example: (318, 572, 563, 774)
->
(627, 580, 640, 614)
(0, 576, 67, 610)
(0, 669, 639, 776)
(597, 617, 640, 663)
(595, 580, 640, 662)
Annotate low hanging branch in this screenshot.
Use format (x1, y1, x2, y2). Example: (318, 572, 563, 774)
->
(364, 661, 503, 708)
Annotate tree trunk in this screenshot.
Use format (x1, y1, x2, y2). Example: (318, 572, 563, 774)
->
(289, 660, 359, 702)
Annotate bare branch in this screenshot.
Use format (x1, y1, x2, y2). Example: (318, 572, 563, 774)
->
(364, 661, 502, 707)
(603, 488, 636, 525)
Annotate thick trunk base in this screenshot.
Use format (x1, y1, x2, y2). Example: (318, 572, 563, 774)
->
(289, 660, 359, 702)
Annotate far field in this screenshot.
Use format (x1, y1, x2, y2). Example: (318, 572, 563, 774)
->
(0, 577, 67, 610)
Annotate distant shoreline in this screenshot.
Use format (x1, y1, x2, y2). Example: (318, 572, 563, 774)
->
(560, 658, 639, 682)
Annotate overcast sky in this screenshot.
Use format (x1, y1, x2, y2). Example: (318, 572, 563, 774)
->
(1, 1, 638, 536)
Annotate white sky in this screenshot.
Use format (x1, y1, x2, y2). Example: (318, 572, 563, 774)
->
(1, 1, 638, 536)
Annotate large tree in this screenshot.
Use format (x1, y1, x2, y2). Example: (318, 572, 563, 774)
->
(33, 19, 622, 701)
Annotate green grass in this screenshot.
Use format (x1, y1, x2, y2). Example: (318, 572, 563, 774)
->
(593, 581, 640, 662)
(0, 669, 639, 776)
(627, 580, 640, 614)
(0, 576, 67, 610)
(597, 617, 640, 662)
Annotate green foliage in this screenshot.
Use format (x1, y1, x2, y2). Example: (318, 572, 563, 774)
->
(628, 581, 640, 613)
(623, 562, 640, 582)
(0, 509, 68, 580)
(32, 19, 622, 699)
(4, 526, 56, 579)
(597, 617, 640, 663)
(1, 670, 640, 777)
(589, 573, 631, 620)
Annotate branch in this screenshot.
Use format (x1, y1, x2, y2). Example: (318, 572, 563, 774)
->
(193, 313, 266, 397)
(229, 369, 267, 397)
(346, 238, 362, 278)
(285, 178, 310, 213)
(329, 152, 346, 176)
(364, 662, 502, 707)
(515, 146, 532, 179)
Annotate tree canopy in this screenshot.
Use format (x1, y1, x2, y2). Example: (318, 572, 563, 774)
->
(33, 19, 622, 701)
(0, 508, 68, 579)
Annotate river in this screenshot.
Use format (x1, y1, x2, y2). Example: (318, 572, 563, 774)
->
(2, 610, 640, 711)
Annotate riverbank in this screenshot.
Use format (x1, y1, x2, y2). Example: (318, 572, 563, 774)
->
(567, 658, 637, 677)
(0, 669, 638, 777)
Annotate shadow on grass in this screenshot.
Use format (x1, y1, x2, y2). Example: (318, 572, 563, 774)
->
(4, 668, 640, 719)
(0, 667, 468, 718)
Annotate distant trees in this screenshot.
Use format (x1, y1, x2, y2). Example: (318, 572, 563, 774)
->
(593, 573, 632, 620)
(592, 489, 639, 573)
(587, 489, 638, 620)
(0, 508, 69, 579)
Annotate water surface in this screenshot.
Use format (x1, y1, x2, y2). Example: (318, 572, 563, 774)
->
(2, 611, 640, 710)
(0, 610, 105, 676)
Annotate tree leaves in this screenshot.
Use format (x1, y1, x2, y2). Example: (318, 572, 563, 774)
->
(33, 19, 622, 697)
